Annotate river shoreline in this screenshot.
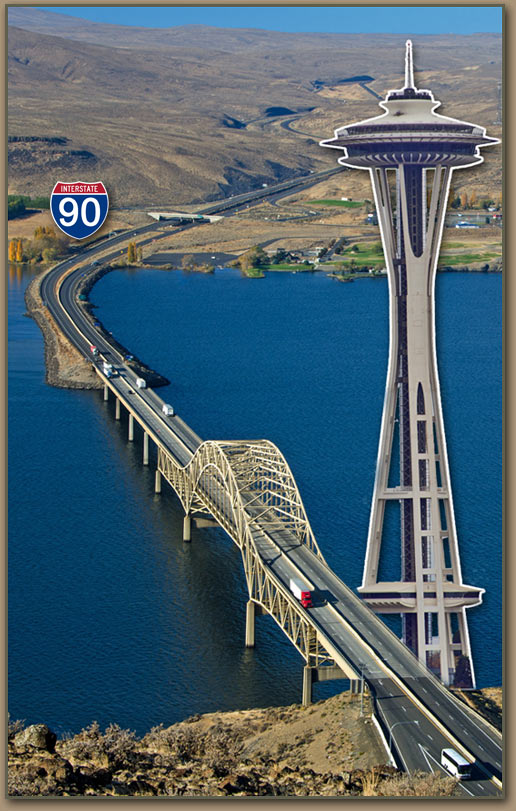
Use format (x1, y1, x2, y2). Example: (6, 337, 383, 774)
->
(24, 270, 101, 390)
(24, 262, 170, 389)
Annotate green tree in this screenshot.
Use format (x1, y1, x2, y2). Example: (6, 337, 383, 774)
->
(7, 197, 26, 220)
(272, 248, 287, 265)
(237, 245, 268, 272)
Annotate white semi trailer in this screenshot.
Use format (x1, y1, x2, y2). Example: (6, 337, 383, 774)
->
(289, 578, 313, 608)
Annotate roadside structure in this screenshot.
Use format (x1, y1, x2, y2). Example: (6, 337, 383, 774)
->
(321, 41, 498, 686)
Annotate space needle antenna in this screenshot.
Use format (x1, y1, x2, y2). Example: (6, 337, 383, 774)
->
(405, 39, 415, 88)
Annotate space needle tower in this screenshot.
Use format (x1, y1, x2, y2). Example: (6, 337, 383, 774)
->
(321, 42, 498, 686)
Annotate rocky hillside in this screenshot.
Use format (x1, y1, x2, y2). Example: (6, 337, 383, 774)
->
(8, 8, 502, 207)
(9, 687, 502, 798)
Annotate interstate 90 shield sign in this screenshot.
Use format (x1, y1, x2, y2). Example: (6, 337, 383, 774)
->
(50, 181, 109, 239)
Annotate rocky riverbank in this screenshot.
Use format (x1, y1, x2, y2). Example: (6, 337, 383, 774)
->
(8, 692, 462, 798)
(25, 270, 101, 390)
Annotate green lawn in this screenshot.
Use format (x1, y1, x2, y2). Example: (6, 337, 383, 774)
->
(242, 266, 265, 278)
(310, 199, 364, 208)
(267, 263, 313, 271)
(438, 252, 500, 265)
(341, 245, 384, 262)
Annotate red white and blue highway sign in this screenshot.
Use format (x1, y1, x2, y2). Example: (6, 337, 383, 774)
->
(50, 181, 109, 240)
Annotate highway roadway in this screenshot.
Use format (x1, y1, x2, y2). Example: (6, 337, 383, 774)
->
(38, 173, 503, 797)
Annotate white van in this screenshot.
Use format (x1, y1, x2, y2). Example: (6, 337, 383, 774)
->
(440, 748, 472, 780)
(162, 404, 175, 417)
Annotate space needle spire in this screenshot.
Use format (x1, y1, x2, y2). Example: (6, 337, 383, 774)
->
(405, 39, 415, 88)
(320, 43, 498, 687)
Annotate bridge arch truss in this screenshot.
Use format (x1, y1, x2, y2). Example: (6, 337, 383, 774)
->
(157, 439, 340, 669)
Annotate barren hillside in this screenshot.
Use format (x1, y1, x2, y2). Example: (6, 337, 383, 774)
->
(8, 8, 502, 207)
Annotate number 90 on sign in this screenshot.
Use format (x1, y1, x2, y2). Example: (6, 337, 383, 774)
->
(58, 197, 102, 228)
(50, 181, 109, 240)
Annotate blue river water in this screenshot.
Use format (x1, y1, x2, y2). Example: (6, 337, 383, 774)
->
(8, 264, 502, 736)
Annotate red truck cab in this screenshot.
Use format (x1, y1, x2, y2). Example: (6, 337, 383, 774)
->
(300, 590, 313, 608)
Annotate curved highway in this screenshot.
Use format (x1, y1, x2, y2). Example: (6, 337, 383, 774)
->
(38, 174, 502, 797)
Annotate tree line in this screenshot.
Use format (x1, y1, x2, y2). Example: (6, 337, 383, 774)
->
(8, 226, 70, 264)
(448, 190, 502, 210)
(8, 195, 51, 219)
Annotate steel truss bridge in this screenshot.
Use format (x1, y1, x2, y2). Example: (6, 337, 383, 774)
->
(36, 188, 502, 797)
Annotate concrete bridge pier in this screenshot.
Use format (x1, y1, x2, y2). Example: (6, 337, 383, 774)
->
(128, 414, 134, 441)
(155, 470, 162, 493)
(103, 384, 109, 402)
(143, 432, 149, 465)
(245, 600, 255, 647)
(302, 664, 348, 706)
(302, 666, 314, 706)
(115, 398, 121, 420)
(183, 513, 191, 542)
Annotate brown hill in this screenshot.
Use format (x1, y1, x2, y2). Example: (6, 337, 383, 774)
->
(8, 689, 472, 797)
(8, 9, 502, 207)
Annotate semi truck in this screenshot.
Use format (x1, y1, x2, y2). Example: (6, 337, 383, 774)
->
(90, 345, 99, 356)
(136, 377, 147, 389)
(162, 404, 175, 416)
(103, 362, 114, 374)
(289, 578, 313, 608)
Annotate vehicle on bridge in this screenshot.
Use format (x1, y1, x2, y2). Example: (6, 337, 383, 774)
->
(136, 377, 147, 389)
(441, 748, 472, 780)
(162, 404, 175, 417)
(289, 578, 313, 608)
(90, 345, 99, 357)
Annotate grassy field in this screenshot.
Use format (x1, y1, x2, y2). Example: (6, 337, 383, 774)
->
(310, 199, 365, 208)
(438, 252, 500, 265)
(267, 263, 313, 271)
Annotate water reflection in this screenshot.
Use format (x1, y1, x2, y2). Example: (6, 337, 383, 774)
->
(8, 262, 36, 288)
